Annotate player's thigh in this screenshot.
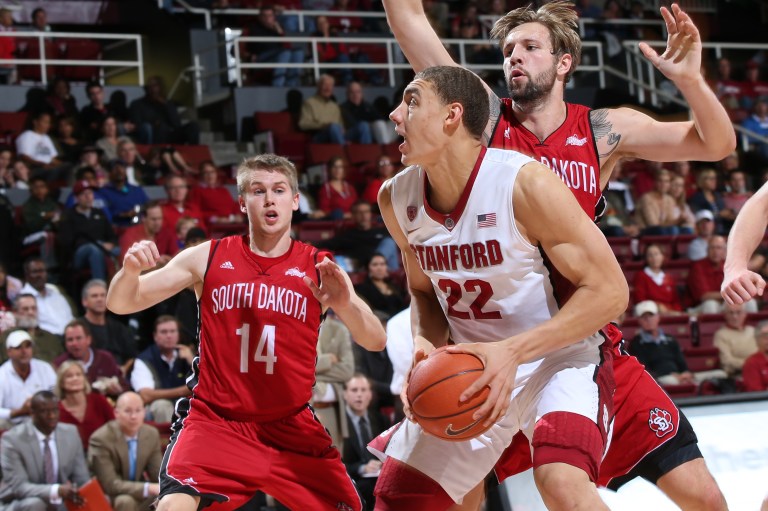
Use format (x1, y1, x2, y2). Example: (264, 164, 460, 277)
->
(156, 493, 200, 511)
(656, 458, 727, 511)
(447, 482, 485, 511)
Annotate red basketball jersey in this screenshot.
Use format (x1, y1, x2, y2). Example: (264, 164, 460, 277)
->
(490, 100, 602, 218)
(192, 236, 328, 421)
(490, 101, 602, 305)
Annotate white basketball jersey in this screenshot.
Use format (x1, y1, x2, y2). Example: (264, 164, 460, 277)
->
(391, 147, 601, 372)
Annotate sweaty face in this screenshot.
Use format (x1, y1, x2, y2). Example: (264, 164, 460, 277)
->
(239, 169, 298, 236)
(389, 79, 448, 167)
(502, 23, 560, 107)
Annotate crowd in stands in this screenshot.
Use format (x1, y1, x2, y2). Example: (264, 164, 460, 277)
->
(0, 1, 767, 507)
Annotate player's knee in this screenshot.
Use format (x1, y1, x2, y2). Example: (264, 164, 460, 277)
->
(533, 463, 594, 504)
(697, 484, 728, 511)
(156, 493, 199, 511)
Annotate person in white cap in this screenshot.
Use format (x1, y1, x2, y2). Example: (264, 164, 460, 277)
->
(629, 300, 727, 385)
(687, 209, 716, 261)
(0, 329, 56, 428)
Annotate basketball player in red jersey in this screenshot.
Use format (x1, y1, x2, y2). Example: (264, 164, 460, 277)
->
(106, 154, 387, 511)
(380, 1, 733, 509)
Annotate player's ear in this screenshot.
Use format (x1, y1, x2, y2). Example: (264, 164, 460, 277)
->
(557, 53, 573, 77)
(239, 195, 246, 214)
(445, 102, 464, 130)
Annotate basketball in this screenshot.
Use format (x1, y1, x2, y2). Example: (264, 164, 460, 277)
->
(407, 346, 492, 441)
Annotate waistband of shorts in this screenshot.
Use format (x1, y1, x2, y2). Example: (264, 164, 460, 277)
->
(200, 399, 310, 423)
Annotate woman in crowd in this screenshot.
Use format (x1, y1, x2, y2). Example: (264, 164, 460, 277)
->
(633, 243, 684, 315)
(354, 253, 406, 318)
(317, 155, 358, 219)
(669, 174, 696, 234)
(55, 360, 115, 449)
(362, 154, 398, 210)
(95, 115, 130, 161)
(688, 167, 734, 234)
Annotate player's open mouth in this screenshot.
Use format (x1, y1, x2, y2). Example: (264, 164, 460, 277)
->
(510, 69, 525, 79)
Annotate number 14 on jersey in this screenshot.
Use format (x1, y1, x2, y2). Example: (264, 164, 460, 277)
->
(237, 323, 277, 374)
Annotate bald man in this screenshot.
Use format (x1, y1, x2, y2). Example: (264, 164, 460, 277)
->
(88, 392, 163, 511)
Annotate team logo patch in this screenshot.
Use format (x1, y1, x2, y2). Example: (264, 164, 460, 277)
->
(407, 206, 417, 222)
(336, 503, 354, 511)
(285, 267, 306, 278)
(182, 477, 198, 485)
(565, 134, 587, 146)
(648, 407, 674, 438)
(504, 126, 511, 139)
(220, 261, 235, 270)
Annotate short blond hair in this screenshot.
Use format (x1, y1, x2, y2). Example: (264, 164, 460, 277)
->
(490, 1, 581, 84)
(54, 360, 92, 398)
(236, 154, 298, 196)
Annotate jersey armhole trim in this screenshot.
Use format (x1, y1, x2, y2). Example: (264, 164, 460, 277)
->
(203, 239, 222, 281)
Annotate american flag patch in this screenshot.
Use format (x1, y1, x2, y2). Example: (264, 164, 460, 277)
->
(477, 213, 496, 228)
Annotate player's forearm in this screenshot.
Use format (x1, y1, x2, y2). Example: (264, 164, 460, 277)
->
(382, 0, 452, 72)
(410, 287, 450, 350)
(725, 187, 768, 275)
(504, 279, 628, 364)
(677, 75, 737, 159)
(334, 296, 387, 351)
(106, 269, 146, 314)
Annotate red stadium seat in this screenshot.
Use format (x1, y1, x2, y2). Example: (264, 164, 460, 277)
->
(684, 347, 721, 373)
(0, 112, 29, 138)
(254, 111, 295, 135)
(307, 143, 345, 167)
(296, 220, 339, 244)
(659, 315, 693, 350)
(661, 383, 698, 398)
(59, 39, 102, 82)
(608, 237, 636, 263)
(673, 235, 696, 259)
(697, 313, 725, 349)
(170, 145, 214, 171)
(345, 143, 382, 166)
(16, 38, 59, 82)
(381, 143, 401, 163)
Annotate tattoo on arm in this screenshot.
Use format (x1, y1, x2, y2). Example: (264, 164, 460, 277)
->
(590, 109, 621, 158)
(483, 94, 502, 146)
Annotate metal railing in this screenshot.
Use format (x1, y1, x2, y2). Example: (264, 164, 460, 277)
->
(0, 31, 144, 85)
(189, 33, 604, 104)
(621, 39, 768, 151)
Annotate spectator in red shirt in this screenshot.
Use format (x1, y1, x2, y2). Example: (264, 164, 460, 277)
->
(318, 156, 358, 220)
(688, 235, 758, 314)
(0, 8, 16, 85)
(714, 57, 745, 111)
(187, 160, 243, 225)
(742, 320, 768, 392)
(741, 60, 768, 111)
(161, 175, 207, 238)
(119, 200, 176, 262)
(633, 243, 683, 314)
(362, 155, 397, 211)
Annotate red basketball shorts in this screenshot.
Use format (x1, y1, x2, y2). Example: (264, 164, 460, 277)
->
(160, 398, 362, 511)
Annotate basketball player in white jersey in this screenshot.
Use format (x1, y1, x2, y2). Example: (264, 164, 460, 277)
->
(372, 65, 627, 510)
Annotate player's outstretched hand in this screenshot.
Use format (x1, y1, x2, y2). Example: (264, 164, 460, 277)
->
(401, 348, 428, 422)
(123, 240, 162, 275)
(446, 342, 518, 428)
(639, 3, 701, 84)
(304, 257, 351, 310)
(722, 269, 766, 305)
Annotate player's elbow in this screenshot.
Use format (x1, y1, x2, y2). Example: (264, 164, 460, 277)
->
(605, 278, 630, 321)
(367, 332, 387, 352)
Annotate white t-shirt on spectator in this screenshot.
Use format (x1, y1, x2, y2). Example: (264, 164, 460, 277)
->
(15, 130, 58, 164)
(0, 358, 56, 424)
(19, 283, 74, 335)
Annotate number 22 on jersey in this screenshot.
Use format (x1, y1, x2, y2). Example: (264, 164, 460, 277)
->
(237, 323, 277, 374)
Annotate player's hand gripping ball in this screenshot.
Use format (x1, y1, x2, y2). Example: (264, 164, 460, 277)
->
(407, 347, 492, 441)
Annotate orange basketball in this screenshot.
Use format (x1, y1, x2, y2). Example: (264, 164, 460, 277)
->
(407, 347, 492, 441)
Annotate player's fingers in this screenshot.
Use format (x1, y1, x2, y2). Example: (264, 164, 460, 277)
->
(302, 276, 321, 297)
(485, 379, 511, 427)
(659, 5, 676, 35)
(638, 43, 659, 66)
(755, 276, 766, 296)
(473, 378, 500, 421)
(461, 370, 492, 403)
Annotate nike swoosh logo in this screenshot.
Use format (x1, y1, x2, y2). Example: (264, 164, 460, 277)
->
(406, 228, 419, 235)
(445, 418, 483, 437)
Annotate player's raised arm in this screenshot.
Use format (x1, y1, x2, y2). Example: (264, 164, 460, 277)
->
(304, 257, 387, 352)
(601, 4, 735, 170)
(382, 0, 455, 73)
(107, 240, 209, 315)
(379, 179, 450, 355)
(722, 182, 768, 304)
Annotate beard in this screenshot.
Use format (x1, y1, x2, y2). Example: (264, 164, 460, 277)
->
(16, 316, 39, 329)
(506, 63, 558, 109)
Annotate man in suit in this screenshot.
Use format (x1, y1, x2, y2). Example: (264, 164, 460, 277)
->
(0, 390, 89, 511)
(88, 392, 162, 511)
(342, 374, 389, 511)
